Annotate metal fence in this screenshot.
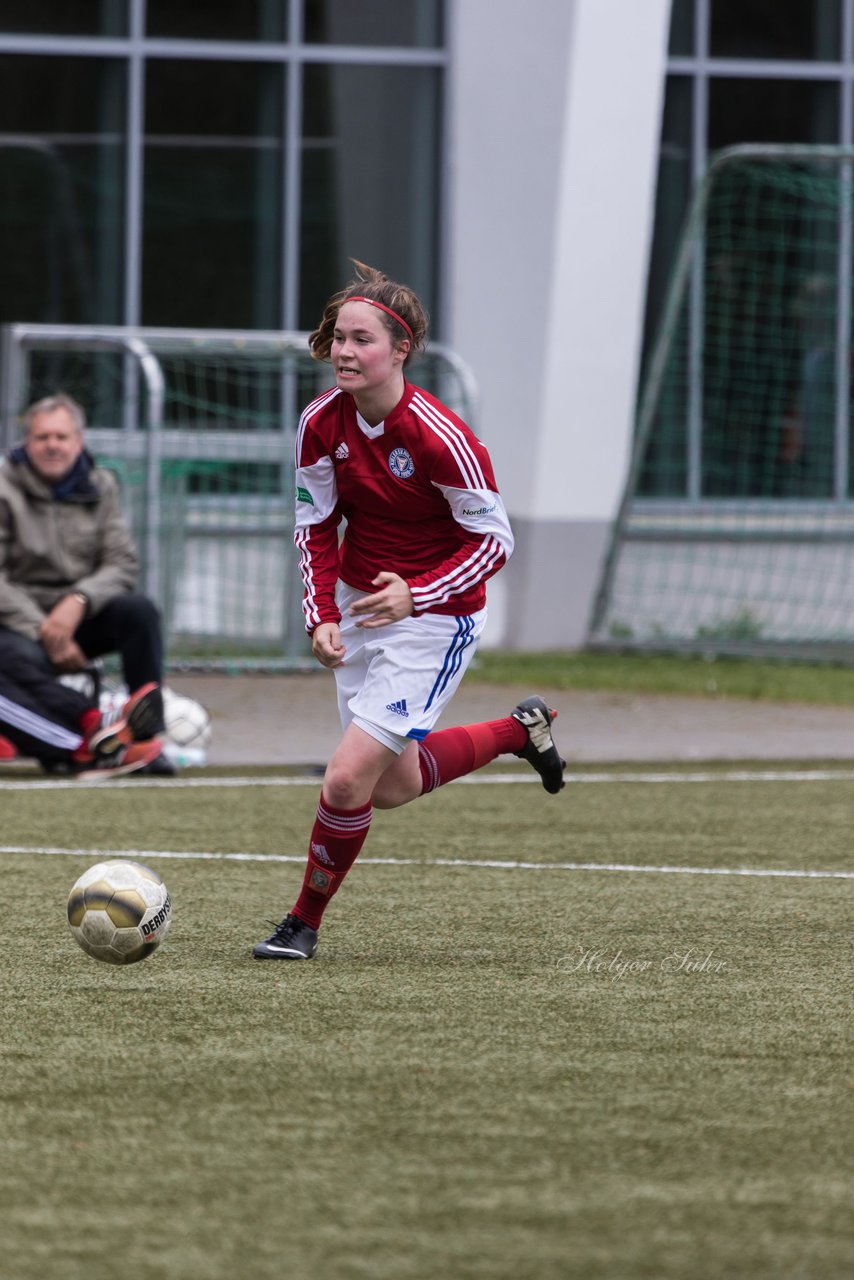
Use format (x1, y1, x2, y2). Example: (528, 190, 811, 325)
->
(588, 146, 854, 659)
(1, 323, 479, 669)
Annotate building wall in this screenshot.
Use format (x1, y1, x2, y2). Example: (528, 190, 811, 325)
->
(0, 0, 672, 655)
(448, 0, 671, 648)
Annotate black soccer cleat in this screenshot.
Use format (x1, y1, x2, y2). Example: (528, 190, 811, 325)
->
(253, 913, 319, 960)
(511, 695, 566, 794)
(136, 750, 177, 777)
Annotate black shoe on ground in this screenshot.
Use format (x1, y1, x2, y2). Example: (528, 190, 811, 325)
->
(511, 695, 566, 794)
(41, 758, 78, 777)
(253, 913, 319, 960)
(136, 751, 177, 777)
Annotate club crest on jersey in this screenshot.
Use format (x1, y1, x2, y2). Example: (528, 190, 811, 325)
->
(388, 447, 415, 479)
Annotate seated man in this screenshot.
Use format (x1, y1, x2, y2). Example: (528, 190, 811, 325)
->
(0, 392, 174, 777)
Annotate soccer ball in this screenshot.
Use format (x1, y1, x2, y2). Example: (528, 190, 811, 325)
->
(162, 687, 213, 750)
(67, 860, 172, 965)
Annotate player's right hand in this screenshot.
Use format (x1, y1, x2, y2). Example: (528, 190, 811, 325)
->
(312, 622, 346, 668)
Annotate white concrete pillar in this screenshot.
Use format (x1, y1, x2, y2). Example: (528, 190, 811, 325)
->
(448, 0, 671, 647)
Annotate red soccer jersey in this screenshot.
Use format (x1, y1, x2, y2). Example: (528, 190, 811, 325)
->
(293, 382, 514, 631)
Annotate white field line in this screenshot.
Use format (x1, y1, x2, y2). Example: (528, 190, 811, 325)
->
(3, 767, 854, 791)
(0, 843, 851, 880)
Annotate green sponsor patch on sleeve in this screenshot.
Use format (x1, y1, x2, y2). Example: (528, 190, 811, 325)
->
(296, 486, 314, 505)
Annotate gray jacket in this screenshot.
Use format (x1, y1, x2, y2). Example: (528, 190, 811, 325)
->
(0, 454, 138, 640)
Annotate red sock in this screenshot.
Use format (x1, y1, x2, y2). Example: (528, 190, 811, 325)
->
(71, 708, 102, 764)
(79, 708, 101, 741)
(417, 717, 527, 793)
(291, 794, 373, 929)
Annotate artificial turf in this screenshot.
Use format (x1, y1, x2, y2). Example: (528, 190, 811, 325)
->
(0, 766, 851, 1279)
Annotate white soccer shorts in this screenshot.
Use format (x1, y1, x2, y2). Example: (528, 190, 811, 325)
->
(332, 582, 487, 754)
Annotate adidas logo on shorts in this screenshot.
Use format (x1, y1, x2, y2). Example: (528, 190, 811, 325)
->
(386, 698, 409, 718)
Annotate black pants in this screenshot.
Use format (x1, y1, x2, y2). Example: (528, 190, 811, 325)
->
(0, 593, 164, 765)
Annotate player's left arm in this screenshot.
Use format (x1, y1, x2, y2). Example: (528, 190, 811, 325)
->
(349, 487, 514, 627)
(406, 483, 515, 613)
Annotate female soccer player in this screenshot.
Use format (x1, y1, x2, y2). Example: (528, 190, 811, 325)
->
(253, 262, 565, 959)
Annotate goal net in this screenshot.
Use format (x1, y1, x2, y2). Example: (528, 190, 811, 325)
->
(589, 145, 854, 659)
(0, 327, 477, 669)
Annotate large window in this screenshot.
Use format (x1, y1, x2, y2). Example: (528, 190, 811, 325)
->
(643, 0, 854, 501)
(303, 0, 443, 47)
(0, 0, 446, 349)
(0, 54, 126, 327)
(145, 0, 287, 41)
(143, 60, 284, 330)
(0, 1, 126, 36)
(709, 0, 841, 61)
(300, 64, 441, 328)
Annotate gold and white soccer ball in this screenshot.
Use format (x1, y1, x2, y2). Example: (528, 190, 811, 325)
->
(67, 860, 172, 965)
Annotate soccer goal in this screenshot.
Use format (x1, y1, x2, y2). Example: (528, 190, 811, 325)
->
(589, 144, 854, 659)
(0, 324, 478, 670)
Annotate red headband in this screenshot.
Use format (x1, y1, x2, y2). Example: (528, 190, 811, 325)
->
(346, 295, 414, 340)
